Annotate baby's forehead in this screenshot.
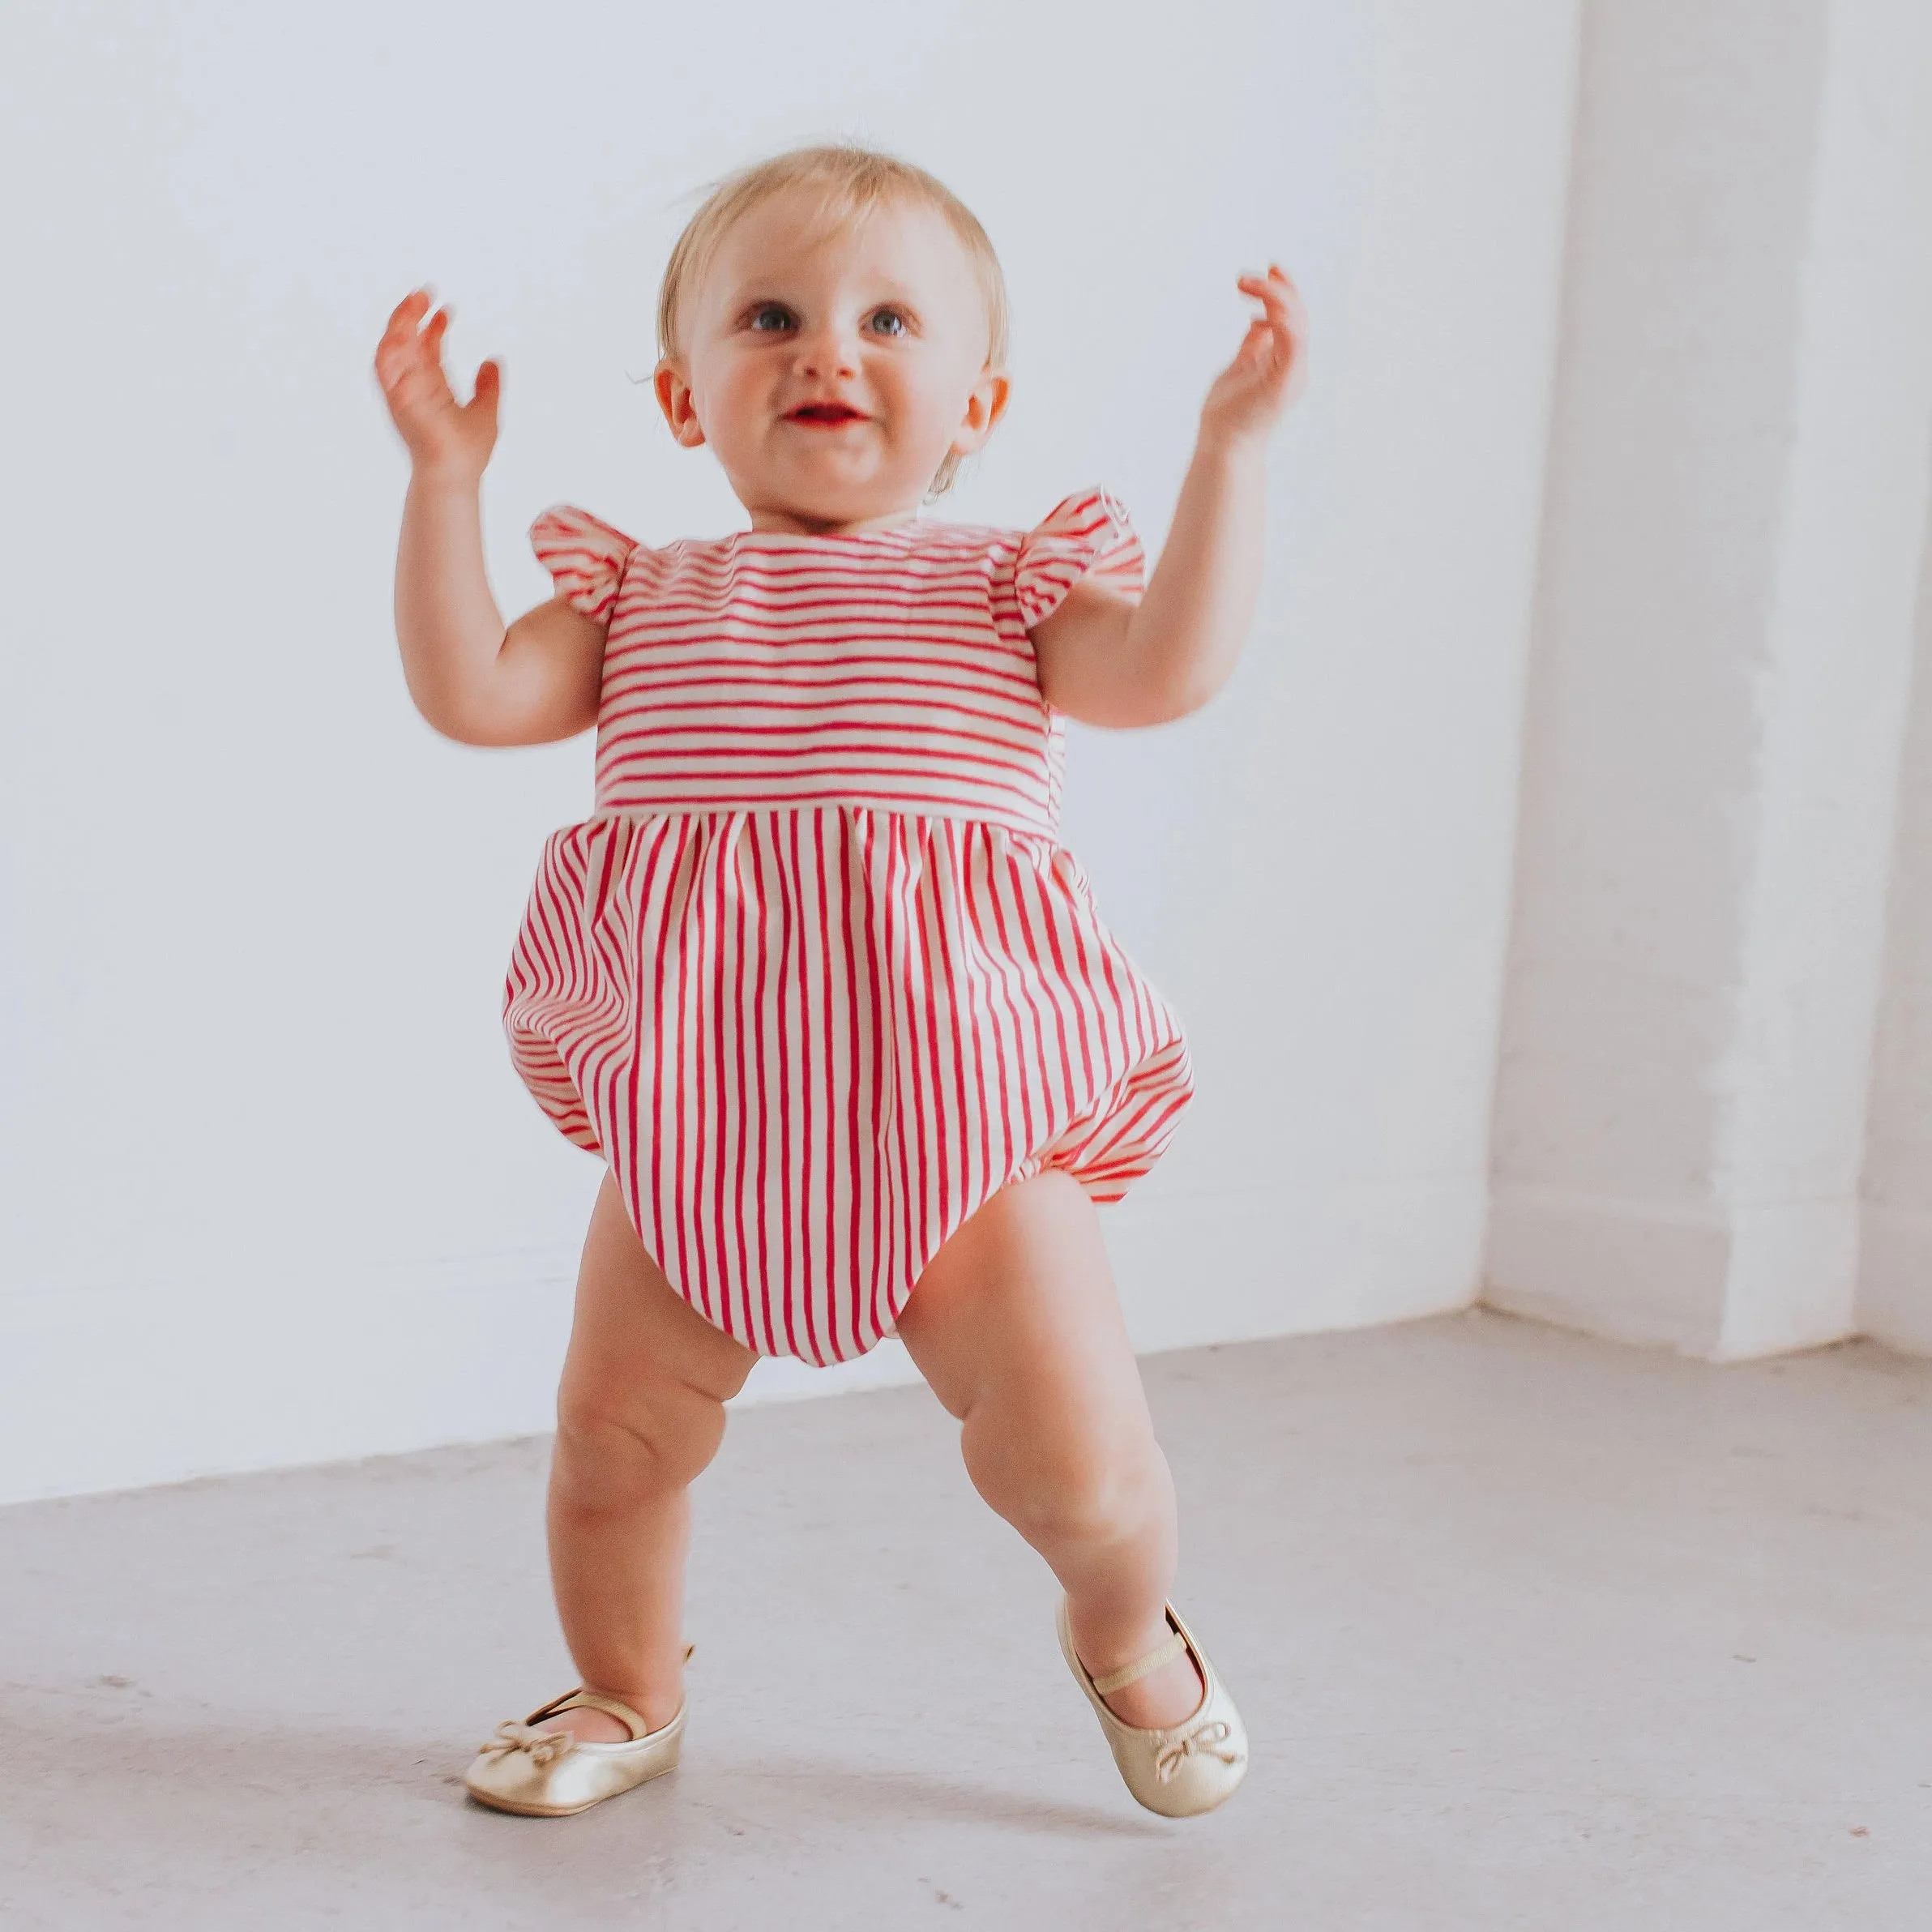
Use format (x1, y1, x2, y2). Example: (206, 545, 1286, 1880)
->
(703, 189, 977, 294)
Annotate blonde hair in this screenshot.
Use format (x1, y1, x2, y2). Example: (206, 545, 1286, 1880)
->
(656, 143, 1010, 496)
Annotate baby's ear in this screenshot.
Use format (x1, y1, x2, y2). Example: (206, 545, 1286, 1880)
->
(654, 360, 707, 449)
(952, 367, 1011, 454)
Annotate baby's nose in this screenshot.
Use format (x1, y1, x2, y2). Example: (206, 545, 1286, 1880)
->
(796, 323, 860, 380)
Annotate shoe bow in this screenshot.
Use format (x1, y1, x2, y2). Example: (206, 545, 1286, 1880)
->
(1154, 1717, 1242, 1782)
(477, 1720, 577, 1768)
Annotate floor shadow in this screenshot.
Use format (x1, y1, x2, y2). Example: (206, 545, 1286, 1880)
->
(0, 1697, 1166, 1913)
(702, 1755, 1165, 1839)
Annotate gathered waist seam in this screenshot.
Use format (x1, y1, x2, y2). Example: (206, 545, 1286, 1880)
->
(584, 801, 1057, 838)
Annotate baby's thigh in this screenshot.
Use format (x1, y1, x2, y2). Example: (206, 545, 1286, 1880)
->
(895, 1169, 1149, 1447)
(558, 1172, 755, 1438)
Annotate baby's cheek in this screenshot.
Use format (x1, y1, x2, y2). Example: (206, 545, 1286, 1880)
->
(895, 384, 954, 453)
(709, 376, 766, 447)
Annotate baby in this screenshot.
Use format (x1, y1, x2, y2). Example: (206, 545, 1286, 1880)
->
(374, 143, 1306, 1820)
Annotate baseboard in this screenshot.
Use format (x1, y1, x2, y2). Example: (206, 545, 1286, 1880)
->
(1484, 1183, 1861, 1360)
(0, 1173, 1485, 1505)
(1860, 1203, 1932, 1357)
(1105, 1175, 1486, 1354)
(1483, 1185, 1729, 1354)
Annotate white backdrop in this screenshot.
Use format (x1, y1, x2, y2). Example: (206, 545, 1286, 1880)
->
(1864, 486, 1932, 1357)
(1485, 0, 1932, 1363)
(0, 0, 1582, 1500)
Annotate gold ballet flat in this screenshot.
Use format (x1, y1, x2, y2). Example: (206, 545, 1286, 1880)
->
(464, 1678, 686, 1818)
(1057, 1598, 1249, 1818)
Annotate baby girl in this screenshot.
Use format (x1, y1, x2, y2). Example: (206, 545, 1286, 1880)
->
(374, 143, 1306, 1820)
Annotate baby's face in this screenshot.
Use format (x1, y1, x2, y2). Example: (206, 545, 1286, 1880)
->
(656, 190, 1007, 532)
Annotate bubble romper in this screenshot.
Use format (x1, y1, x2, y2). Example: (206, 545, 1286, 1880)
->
(503, 489, 1195, 1364)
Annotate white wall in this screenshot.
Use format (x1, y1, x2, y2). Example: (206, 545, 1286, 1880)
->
(1862, 514, 1932, 1356)
(1485, 0, 1932, 1360)
(0, 0, 1580, 1502)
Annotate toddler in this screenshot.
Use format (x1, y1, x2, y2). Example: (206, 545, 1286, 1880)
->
(374, 143, 1306, 1820)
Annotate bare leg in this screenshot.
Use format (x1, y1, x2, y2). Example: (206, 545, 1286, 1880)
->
(891, 1169, 1205, 1729)
(538, 1172, 754, 1742)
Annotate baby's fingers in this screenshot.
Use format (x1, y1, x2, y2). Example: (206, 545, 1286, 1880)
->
(375, 302, 453, 403)
(1237, 266, 1306, 329)
(469, 357, 502, 417)
(381, 288, 433, 336)
(1238, 272, 1309, 387)
(374, 289, 434, 371)
(376, 346, 450, 417)
(374, 289, 442, 355)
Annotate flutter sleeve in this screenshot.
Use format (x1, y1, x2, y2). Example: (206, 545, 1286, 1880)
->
(528, 504, 640, 623)
(1011, 489, 1147, 629)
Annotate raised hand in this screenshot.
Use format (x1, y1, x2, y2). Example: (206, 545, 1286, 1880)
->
(374, 289, 502, 485)
(1199, 264, 1309, 452)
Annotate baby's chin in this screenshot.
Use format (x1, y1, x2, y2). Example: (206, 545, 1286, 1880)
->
(733, 451, 944, 529)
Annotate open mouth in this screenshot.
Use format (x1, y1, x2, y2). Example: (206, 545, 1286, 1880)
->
(787, 403, 868, 427)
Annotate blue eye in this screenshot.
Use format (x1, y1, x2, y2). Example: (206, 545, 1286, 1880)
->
(749, 305, 794, 332)
(868, 309, 908, 337)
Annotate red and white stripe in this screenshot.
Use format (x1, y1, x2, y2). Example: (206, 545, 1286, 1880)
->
(502, 491, 1194, 1364)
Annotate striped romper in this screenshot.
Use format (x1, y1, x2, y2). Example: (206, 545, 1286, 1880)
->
(503, 489, 1195, 1365)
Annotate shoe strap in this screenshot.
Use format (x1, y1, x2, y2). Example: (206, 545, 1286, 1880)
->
(525, 1647, 694, 1742)
(1090, 1629, 1188, 1697)
(526, 1687, 651, 1739)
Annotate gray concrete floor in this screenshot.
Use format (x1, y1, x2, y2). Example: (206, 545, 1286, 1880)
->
(2, 1311, 1929, 1930)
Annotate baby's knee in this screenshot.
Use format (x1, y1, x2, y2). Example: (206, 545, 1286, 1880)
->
(552, 1374, 725, 1507)
(965, 1419, 1169, 1552)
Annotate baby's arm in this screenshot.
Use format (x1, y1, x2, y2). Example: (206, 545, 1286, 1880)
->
(1029, 267, 1309, 729)
(376, 291, 605, 747)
